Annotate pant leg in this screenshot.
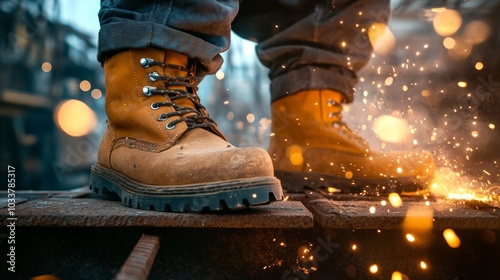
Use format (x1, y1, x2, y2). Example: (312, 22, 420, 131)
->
(98, 0, 239, 76)
(233, 0, 390, 103)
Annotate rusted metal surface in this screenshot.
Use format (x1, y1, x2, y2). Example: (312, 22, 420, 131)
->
(0, 198, 27, 208)
(0, 187, 92, 206)
(0, 198, 313, 228)
(115, 234, 161, 280)
(308, 198, 500, 230)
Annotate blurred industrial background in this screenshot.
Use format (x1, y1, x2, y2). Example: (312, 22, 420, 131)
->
(1, 0, 499, 192)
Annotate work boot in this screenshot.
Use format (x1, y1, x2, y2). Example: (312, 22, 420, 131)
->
(269, 89, 435, 194)
(89, 48, 282, 212)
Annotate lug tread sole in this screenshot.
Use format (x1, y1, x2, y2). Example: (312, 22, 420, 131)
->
(89, 164, 283, 213)
(276, 171, 429, 194)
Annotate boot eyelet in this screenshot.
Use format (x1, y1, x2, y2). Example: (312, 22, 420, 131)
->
(142, 86, 156, 96)
(166, 123, 176, 130)
(140, 58, 154, 68)
(327, 99, 338, 106)
(149, 72, 160, 82)
(150, 103, 160, 110)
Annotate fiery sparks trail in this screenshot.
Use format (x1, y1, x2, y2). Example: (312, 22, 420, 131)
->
(430, 167, 500, 208)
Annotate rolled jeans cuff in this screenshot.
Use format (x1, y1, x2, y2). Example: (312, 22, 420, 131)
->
(270, 66, 357, 103)
(98, 22, 224, 76)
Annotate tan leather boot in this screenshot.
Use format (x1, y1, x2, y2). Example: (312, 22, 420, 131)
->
(89, 48, 282, 212)
(269, 89, 435, 194)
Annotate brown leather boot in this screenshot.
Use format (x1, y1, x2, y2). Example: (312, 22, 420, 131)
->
(269, 89, 435, 194)
(89, 48, 282, 212)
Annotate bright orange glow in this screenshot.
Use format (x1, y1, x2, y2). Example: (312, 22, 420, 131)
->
(443, 229, 461, 248)
(433, 9, 462, 36)
(287, 145, 304, 166)
(406, 233, 416, 242)
(420, 261, 428, 269)
(385, 77, 394, 86)
(431, 7, 447, 13)
(443, 37, 456, 49)
(421, 90, 431, 97)
(54, 99, 97, 137)
(368, 22, 395, 55)
(403, 206, 434, 233)
(369, 264, 379, 274)
(391, 271, 403, 280)
(389, 193, 403, 207)
(373, 115, 410, 143)
(429, 168, 497, 206)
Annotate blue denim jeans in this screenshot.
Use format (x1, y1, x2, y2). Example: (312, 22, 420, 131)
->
(98, 0, 389, 102)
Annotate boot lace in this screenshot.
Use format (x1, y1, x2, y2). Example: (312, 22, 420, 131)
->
(326, 98, 368, 148)
(139, 57, 216, 131)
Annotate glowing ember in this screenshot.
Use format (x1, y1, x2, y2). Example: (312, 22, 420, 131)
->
(430, 168, 499, 207)
(391, 271, 404, 280)
(215, 70, 225, 80)
(403, 206, 433, 241)
(373, 115, 410, 143)
(443, 228, 461, 248)
(433, 9, 462, 37)
(369, 264, 379, 274)
(389, 193, 403, 207)
(327, 187, 337, 193)
(420, 261, 428, 269)
(287, 145, 304, 166)
(406, 233, 416, 242)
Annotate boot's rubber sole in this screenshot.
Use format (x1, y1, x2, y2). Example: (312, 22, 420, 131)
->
(276, 171, 430, 194)
(89, 164, 283, 212)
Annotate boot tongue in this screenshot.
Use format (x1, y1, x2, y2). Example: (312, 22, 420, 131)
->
(162, 50, 197, 110)
(320, 90, 370, 150)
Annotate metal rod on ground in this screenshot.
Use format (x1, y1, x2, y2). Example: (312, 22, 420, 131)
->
(115, 234, 161, 280)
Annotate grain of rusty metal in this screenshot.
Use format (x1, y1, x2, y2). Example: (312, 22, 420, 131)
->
(0, 198, 314, 228)
(53, 186, 94, 198)
(115, 234, 161, 280)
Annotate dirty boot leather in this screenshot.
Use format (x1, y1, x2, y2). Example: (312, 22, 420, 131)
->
(90, 48, 283, 212)
(269, 89, 435, 194)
